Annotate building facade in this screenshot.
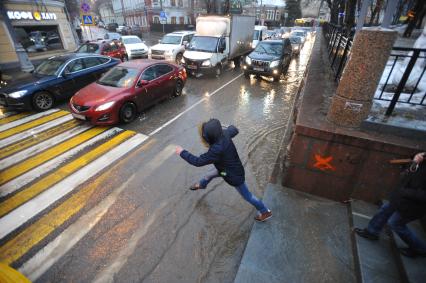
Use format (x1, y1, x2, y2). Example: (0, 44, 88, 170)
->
(0, 0, 77, 69)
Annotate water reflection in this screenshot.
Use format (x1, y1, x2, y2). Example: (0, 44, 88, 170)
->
(239, 85, 250, 106)
(263, 89, 275, 115)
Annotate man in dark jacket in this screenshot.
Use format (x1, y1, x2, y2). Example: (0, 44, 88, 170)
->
(175, 118, 272, 222)
(355, 152, 426, 258)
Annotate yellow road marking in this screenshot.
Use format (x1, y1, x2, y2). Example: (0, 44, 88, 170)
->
(0, 113, 32, 125)
(0, 135, 152, 266)
(0, 111, 68, 139)
(0, 120, 81, 160)
(0, 131, 135, 218)
(0, 127, 108, 186)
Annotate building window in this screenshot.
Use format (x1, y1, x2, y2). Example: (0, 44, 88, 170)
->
(178, 0, 183, 7)
(179, 17, 184, 24)
(14, 26, 64, 55)
(153, 16, 160, 24)
(171, 0, 176, 7)
(275, 11, 280, 21)
(171, 16, 176, 24)
(153, 0, 158, 4)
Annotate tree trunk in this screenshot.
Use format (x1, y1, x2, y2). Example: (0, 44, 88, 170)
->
(344, 0, 356, 36)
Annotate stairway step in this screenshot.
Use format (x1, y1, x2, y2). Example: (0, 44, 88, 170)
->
(351, 200, 401, 283)
(234, 185, 356, 283)
(391, 220, 426, 283)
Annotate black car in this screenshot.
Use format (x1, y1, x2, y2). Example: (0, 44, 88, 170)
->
(243, 39, 292, 81)
(0, 54, 120, 111)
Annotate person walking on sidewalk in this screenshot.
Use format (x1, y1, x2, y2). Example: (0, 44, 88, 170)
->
(175, 118, 272, 222)
(355, 152, 426, 258)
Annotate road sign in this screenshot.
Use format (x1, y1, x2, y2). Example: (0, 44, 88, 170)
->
(82, 14, 95, 26)
(81, 2, 91, 13)
(160, 11, 166, 18)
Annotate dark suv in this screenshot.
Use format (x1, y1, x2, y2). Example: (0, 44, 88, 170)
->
(243, 38, 292, 81)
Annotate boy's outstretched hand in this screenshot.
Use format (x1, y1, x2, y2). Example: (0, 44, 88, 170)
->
(175, 146, 184, 155)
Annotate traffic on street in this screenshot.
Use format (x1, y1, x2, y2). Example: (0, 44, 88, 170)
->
(0, 10, 316, 283)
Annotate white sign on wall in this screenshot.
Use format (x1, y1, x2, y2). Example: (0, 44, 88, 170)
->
(7, 11, 57, 21)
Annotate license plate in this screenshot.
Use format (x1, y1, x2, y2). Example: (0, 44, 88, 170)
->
(72, 113, 86, 120)
(253, 67, 264, 71)
(187, 64, 197, 70)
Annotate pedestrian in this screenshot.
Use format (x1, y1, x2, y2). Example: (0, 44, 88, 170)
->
(175, 118, 272, 222)
(354, 152, 426, 258)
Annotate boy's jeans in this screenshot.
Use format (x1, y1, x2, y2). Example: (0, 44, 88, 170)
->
(367, 202, 426, 252)
(199, 170, 269, 214)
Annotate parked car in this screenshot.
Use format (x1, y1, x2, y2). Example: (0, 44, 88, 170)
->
(0, 54, 120, 111)
(252, 25, 268, 49)
(76, 40, 128, 61)
(104, 32, 121, 41)
(107, 23, 118, 32)
(69, 60, 187, 125)
(120, 26, 132, 35)
(149, 31, 195, 64)
(120, 36, 148, 59)
(116, 25, 126, 33)
(290, 30, 307, 44)
(130, 25, 143, 38)
(289, 36, 303, 55)
(243, 39, 292, 81)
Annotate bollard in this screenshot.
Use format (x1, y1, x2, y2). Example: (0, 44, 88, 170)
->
(327, 27, 397, 127)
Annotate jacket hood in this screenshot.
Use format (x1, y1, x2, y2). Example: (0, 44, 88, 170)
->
(201, 119, 223, 145)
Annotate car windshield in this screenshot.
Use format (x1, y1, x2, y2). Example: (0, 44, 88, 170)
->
(98, 67, 139, 88)
(34, 58, 67, 76)
(254, 42, 283, 55)
(253, 30, 260, 40)
(292, 31, 305, 37)
(187, 36, 218, 52)
(122, 37, 142, 44)
(160, 35, 181, 44)
(76, 43, 100, 53)
(290, 37, 302, 44)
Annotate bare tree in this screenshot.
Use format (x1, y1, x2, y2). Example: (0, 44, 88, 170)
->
(325, 0, 344, 24)
(344, 0, 357, 35)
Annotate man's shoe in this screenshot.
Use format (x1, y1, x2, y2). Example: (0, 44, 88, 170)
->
(399, 247, 426, 258)
(255, 210, 272, 222)
(189, 183, 204, 191)
(354, 228, 379, 240)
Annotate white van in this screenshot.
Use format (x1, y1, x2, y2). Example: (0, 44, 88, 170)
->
(252, 25, 267, 48)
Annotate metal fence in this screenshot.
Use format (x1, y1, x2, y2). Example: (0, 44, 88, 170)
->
(323, 23, 426, 116)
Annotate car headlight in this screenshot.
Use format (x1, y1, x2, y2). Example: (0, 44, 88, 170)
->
(201, 60, 211, 67)
(8, 90, 28, 98)
(95, 101, 115, 111)
(245, 56, 252, 65)
(166, 49, 173, 55)
(270, 60, 280, 68)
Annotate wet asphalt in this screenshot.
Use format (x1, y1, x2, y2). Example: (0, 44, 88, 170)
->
(42, 38, 315, 283)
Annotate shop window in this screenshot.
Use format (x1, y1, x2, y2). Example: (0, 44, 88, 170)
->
(14, 25, 63, 55)
(171, 17, 176, 24)
(178, 0, 183, 7)
(171, 0, 176, 6)
(153, 16, 160, 24)
(179, 17, 184, 24)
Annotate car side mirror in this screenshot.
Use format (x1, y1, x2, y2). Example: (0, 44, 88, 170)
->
(182, 40, 188, 46)
(137, 80, 149, 87)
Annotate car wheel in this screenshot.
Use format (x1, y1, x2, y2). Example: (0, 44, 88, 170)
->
(215, 64, 222, 77)
(119, 102, 136, 124)
(273, 73, 281, 82)
(175, 53, 183, 65)
(174, 79, 183, 97)
(33, 91, 54, 111)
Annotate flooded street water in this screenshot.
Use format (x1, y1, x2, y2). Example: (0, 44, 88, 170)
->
(38, 37, 315, 283)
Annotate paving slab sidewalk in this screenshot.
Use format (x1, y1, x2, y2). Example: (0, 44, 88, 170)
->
(234, 184, 356, 283)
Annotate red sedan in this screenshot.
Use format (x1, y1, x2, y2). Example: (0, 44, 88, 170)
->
(69, 60, 186, 125)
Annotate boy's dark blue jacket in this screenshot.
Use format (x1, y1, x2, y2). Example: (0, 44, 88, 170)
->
(180, 119, 245, 186)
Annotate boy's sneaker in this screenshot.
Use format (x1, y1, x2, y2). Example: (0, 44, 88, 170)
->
(255, 210, 272, 222)
(354, 228, 379, 240)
